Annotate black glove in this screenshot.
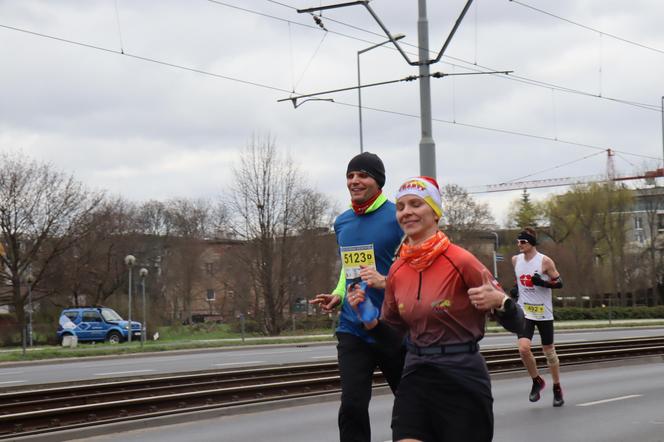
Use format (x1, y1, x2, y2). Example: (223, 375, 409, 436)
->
(509, 285, 519, 300)
(531, 272, 546, 287)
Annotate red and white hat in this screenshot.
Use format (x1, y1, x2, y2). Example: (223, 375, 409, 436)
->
(395, 176, 443, 218)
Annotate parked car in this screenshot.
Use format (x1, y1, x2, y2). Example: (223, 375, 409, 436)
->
(57, 306, 142, 344)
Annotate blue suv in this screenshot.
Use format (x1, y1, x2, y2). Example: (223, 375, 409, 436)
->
(57, 306, 142, 344)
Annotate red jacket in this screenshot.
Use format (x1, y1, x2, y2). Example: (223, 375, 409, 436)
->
(382, 243, 489, 347)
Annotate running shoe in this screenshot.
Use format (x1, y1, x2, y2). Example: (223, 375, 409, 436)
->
(529, 376, 546, 402)
(553, 384, 564, 407)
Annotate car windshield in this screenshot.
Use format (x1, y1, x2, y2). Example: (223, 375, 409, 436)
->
(101, 308, 123, 322)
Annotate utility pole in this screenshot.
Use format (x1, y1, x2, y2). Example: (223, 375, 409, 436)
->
(418, 0, 435, 178)
(296, 0, 477, 181)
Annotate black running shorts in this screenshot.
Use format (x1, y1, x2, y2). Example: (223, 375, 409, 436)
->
(518, 319, 554, 346)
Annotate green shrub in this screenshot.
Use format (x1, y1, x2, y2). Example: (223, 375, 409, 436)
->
(554, 306, 664, 321)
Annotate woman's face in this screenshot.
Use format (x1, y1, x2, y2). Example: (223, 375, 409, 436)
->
(396, 194, 439, 243)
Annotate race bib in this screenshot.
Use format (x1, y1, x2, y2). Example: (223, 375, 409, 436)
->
(524, 303, 545, 317)
(340, 244, 376, 280)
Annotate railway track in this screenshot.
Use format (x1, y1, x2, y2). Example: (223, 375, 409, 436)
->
(1, 335, 663, 439)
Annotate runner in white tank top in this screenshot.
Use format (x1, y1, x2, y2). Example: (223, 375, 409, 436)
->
(511, 228, 565, 407)
(514, 252, 554, 321)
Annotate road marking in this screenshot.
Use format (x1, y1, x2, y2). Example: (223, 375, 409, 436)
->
(577, 394, 642, 407)
(94, 369, 156, 376)
(235, 349, 312, 357)
(0, 380, 27, 385)
(214, 361, 265, 366)
(0, 371, 23, 376)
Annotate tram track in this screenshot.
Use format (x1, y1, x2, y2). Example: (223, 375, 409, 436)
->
(1, 335, 663, 439)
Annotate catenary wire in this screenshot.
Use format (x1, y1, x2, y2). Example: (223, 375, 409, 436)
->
(500, 151, 607, 184)
(254, 0, 661, 112)
(0, 23, 292, 94)
(0, 22, 660, 164)
(509, 0, 664, 56)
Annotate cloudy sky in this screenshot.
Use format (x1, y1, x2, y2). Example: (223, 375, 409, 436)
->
(1, 0, 663, 226)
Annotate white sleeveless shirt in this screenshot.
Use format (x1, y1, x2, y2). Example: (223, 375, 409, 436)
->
(514, 252, 554, 321)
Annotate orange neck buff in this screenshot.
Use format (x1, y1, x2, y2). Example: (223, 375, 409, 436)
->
(399, 230, 451, 272)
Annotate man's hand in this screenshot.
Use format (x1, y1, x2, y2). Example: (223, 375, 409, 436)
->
(468, 269, 507, 311)
(359, 266, 387, 289)
(509, 285, 519, 300)
(309, 294, 341, 313)
(531, 272, 546, 287)
(346, 284, 378, 329)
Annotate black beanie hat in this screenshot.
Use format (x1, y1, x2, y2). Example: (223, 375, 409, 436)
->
(346, 152, 386, 188)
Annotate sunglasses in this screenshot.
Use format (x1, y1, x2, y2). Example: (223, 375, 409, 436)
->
(517, 239, 529, 245)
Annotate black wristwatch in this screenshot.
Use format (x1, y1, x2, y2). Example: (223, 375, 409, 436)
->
(497, 295, 515, 313)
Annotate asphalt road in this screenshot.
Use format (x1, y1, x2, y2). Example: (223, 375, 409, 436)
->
(0, 327, 662, 387)
(68, 358, 664, 442)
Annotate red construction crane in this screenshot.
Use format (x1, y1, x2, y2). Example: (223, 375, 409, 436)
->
(469, 149, 664, 194)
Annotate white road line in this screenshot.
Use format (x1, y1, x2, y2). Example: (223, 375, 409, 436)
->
(214, 361, 265, 366)
(0, 371, 23, 376)
(577, 394, 642, 407)
(94, 369, 156, 376)
(0, 380, 27, 385)
(233, 349, 312, 357)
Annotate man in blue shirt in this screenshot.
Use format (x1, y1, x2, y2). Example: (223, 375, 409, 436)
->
(311, 152, 404, 442)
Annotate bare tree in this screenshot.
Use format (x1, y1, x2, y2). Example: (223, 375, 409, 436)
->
(43, 197, 139, 308)
(0, 152, 103, 333)
(439, 184, 496, 253)
(227, 135, 311, 335)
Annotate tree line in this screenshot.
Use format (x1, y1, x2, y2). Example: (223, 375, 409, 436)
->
(2, 143, 662, 341)
(502, 185, 664, 307)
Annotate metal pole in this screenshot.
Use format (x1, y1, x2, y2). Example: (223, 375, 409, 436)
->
(128, 267, 132, 343)
(357, 51, 364, 153)
(240, 313, 246, 343)
(141, 276, 146, 347)
(27, 283, 33, 347)
(491, 232, 499, 278)
(418, 0, 436, 179)
(21, 325, 26, 356)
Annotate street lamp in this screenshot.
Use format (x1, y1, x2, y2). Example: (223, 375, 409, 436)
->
(26, 273, 34, 347)
(357, 33, 405, 152)
(124, 254, 136, 343)
(139, 268, 148, 348)
(490, 232, 499, 278)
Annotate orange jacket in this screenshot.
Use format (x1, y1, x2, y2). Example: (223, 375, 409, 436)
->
(382, 243, 490, 347)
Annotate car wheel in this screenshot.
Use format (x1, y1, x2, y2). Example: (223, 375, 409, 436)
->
(106, 331, 122, 344)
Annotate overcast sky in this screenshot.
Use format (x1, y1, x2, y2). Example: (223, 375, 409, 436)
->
(1, 0, 663, 226)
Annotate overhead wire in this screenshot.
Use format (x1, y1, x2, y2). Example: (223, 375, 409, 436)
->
(293, 31, 328, 91)
(258, 0, 662, 112)
(500, 151, 607, 184)
(508, 0, 664, 56)
(0, 23, 292, 94)
(0, 11, 660, 164)
(113, 0, 125, 54)
(329, 99, 660, 161)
